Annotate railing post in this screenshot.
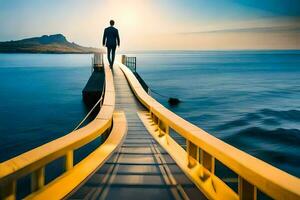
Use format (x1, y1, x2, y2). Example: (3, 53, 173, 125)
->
(0, 181, 16, 200)
(65, 150, 74, 171)
(164, 125, 170, 145)
(187, 141, 198, 168)
(91, 57, 93, 74)
(165, 125, 169, 135)
(157, 119, 169, 137)
(200, 149, 215, 174)
(157, 118, 163, 137)
(100, 53, 104, 67)
(121, 55, 126, 64)
(238, 176, 257, 200)
(31, 167, 45, 192)
(134, 57, 136, 72)
(153, 114, 158, 124)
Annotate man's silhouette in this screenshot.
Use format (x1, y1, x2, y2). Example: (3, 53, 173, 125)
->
(102, 20, 120, 68)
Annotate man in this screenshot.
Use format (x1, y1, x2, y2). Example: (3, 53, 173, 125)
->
(102, 20, 120, 68)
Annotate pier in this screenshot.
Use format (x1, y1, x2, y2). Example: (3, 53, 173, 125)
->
(0, 54, 299, 200)
(82, 53, 105, 106)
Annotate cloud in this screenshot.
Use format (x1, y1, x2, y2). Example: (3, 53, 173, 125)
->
(179, 25, 300, 35)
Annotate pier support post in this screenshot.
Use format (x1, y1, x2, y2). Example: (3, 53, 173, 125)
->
(31, 167, 45, 192)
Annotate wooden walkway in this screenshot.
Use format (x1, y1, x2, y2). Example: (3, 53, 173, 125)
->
(1, 56, 299, 200)
(68, 64, 206, 200)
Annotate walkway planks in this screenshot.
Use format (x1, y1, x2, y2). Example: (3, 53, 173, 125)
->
(68, 64, 206, 200)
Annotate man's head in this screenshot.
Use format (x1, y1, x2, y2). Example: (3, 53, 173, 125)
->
(110, 20, 115, 26)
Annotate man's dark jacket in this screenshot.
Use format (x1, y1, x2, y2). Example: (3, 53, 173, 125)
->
(102, 26, 120, 47)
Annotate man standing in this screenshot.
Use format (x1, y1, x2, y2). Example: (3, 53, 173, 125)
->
(102, 20, 120, 68)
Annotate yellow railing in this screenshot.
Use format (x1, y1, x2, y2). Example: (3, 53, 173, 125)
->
(0, 64, 117, 200)
(118, 61, 300, 200)
(26, 112, 127, 200)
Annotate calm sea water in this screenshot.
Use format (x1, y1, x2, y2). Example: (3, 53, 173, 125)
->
(127, 50, 300, 178)
(0, 51, 299, 180)
(0, 54, 92, 162)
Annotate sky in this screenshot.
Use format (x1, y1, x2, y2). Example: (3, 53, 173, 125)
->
(0, 0, 299, 50)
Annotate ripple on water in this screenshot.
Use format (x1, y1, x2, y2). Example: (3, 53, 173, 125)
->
(213, 109, 300, 132)
(260, 109, 300, 122)
(223, 126, 300, 176)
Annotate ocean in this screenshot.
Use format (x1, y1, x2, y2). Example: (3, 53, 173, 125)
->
(0, 51, 299, 180)
(127, 50, 300, 178)
(0, 54, 92, 162)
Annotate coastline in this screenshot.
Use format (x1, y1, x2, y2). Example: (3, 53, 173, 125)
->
(0, 51, 99, 54)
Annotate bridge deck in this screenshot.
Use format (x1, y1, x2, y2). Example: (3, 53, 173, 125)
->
(68, 65, 206, 200)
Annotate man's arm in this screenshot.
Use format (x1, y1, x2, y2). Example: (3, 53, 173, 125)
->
(102, 29, 106, 46)
(116, 30, 120, 46)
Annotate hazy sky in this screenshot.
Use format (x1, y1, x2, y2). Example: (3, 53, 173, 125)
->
(0, 0, 299, 50)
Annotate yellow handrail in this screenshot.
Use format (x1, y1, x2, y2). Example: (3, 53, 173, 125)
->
(26, 112, 127, 200)
(118, 61, 300, 200)
(0, 64, 115, 200)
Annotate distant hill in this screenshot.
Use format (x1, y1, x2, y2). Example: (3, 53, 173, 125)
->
(0, 34, 101, 54)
